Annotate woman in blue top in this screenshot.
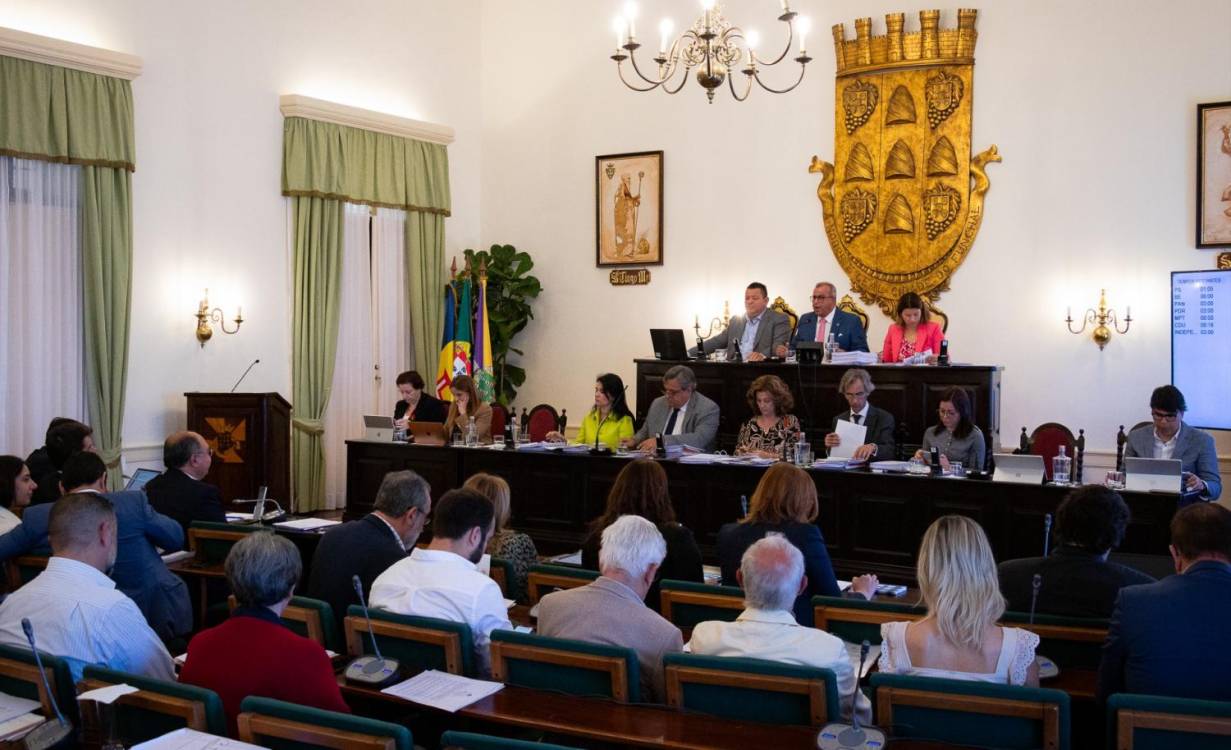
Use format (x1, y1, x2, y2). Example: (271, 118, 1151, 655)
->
(548, 373, 634, 450)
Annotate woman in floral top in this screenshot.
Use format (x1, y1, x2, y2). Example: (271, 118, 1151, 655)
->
(465, 472, 537, 602)
(734, 374, 801, 459)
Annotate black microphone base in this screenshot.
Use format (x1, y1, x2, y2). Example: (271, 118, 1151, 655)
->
(344, 656, 400, 687)
(589, 447, 613, 456)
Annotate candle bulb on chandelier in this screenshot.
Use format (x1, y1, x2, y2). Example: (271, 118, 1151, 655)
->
(659, 18, 673, 55)
(780, 0, 791, 12)
(701, 0, 714, 29)
(623, 1, 638, 39)
(612, 16, 626, 49)
(797, 15, 811, 54)
(745, 30, 759, 66)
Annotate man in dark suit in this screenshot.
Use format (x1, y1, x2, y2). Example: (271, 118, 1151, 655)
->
(306, 470, 431, 632)
(999, 486, 1154, 618)
(782, 281, 869, 354)
(823, 369, 895, 461)
(1124, 385, 1221, 502)
(143, 431, 226, 543)
(695, 282, 791, 362)
(1098, 503, 1231, 702)
(627, 365, 721, 452)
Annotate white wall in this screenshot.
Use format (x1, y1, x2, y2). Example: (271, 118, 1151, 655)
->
(480, 0, 1231, 467)
(0, 0, 483, 461)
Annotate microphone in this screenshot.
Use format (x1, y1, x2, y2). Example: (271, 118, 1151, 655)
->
(590, 413, 612, 455)
(343, 575, 400, 687)
(21, 619, 73, 750)
(1029, 574, 1042, 625)
(740, 494, 749, 518)
(1028, 575, 1060, 679)
(230, 358, 260, 393)
(817, 640, 885, 750)
(1042, 513, 1053, 557)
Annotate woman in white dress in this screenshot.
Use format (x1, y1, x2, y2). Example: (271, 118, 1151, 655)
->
(879, 515, 1039, 686)
(0, 456, 37, 534)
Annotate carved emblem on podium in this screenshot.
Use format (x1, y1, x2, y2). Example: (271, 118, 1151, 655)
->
(204, 417, 246, 464)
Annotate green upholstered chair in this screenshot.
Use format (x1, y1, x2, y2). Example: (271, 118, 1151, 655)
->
(440, 730, 584, 750)
(187, 521, 269, 566)
(1106, 693, 1231, 750)
(1000, 611, 1108, 670)
(663, 653, 840, 727)
(80, 665, 226, 743)
(237, 696, 413, 750)
(525, 564, 599, 604)
(490, 630, 640, 703)
(345, 605, 475, 677)
(0, 643, 78, 725)
(811, 595, 926, 644)
(658, 580, 745, 630)
(870, 673, 1071, 750)
(489, 557, 515, 600)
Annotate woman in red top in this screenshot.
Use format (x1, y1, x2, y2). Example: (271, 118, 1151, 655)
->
(881, 292, 944, 364)
(180, 533, 349, 736)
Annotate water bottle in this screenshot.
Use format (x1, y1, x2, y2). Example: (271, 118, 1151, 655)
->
(466, 416, 478, 447)
(795, 439, 812, 467)
(1052, 445, 1071, 485)
(824, 331, 836, 363)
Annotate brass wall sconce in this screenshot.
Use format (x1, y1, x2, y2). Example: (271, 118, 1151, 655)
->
(195, 288, 243, 347)
(1066, 289, 1131, 350)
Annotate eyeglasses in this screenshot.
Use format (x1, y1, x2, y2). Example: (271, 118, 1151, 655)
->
(1150, 410, 1178, 420)
(811, 294, 835, 300)
(663, 385, 687, 397)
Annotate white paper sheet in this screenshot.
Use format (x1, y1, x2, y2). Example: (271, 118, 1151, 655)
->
(0, 692, 40, 724)
(133, 727, 265, 750)
(0, 713, 45, 741)
(273, 518, 341, 531)
(829, 419, 868, 459)
(77, 684, 139, 705)
(380, 669, 504, 712)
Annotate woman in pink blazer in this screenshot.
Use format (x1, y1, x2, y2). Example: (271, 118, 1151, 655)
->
(881, 292, 944, 363)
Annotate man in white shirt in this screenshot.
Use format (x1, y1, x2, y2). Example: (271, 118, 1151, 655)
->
(369, 488, 510, 676)
(0, 493, 176, 682)
(688, 534, 871, 723)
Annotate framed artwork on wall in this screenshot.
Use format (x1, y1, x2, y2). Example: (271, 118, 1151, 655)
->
(596, 150, 663, 267)
(1198, 101, 1231, 248)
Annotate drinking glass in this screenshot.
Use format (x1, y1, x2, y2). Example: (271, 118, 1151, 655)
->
(1105, 470, 1125, 490)
(949, 461, 965, 478)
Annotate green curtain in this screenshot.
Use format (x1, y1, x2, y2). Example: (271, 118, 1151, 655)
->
(291, 197, 344, 512)
(406, 212, 446, 374)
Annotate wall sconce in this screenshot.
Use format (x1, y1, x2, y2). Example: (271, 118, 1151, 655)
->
(1066, 289, 1131, 350)
(195, 288, 243, 347)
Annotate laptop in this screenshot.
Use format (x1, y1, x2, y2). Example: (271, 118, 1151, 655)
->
(363, 415, 395, 442)
(125, 467, 160, 491)
(992, 453, 1045, 485)
(650, 329, 690, 361)
(1124, 457, 1182, 494)
(408, 421, 448, 446)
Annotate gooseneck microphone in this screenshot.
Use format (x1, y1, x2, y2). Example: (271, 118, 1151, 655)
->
(230, 358, 261, 393)
(817, 640, 886, 750)
(1042, 513, 1053, 557)
(343, 575, 400, 687)
(21, 618, 73, 750)
(1029, 574, 1042, 625)
(1028, 574, 1060, 679)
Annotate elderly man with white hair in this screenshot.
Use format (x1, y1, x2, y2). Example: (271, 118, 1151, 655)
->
(688, 533, 871, 723)
(536, 515, 684, 702)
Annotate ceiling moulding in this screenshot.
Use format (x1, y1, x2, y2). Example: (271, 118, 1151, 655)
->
(0, 26, 142, 79)
(279, 94, 455, 145)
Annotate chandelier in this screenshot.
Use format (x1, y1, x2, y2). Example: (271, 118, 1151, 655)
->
(609, 1, 812, 103)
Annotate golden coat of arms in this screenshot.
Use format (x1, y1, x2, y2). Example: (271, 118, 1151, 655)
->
(810, 10, 1000, 315)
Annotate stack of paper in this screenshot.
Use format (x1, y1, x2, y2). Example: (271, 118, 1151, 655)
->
(827, 420, 867, 459)
(381, 670, 504, 712)
(830, 351, 878, 366)
(134, 728, 266, 749)
(273, 518, 341, 531)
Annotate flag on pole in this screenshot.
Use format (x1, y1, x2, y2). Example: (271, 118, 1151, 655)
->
(435, 281, 457, 400)
(473, 267, 496, 403)
(452, 271, 473, 378)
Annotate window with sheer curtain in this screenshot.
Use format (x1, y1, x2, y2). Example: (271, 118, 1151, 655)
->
(0, 156, 86, 456)
(321, 204, 412, 508)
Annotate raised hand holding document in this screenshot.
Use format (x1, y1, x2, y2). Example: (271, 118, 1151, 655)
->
(829, 419, 868, 459)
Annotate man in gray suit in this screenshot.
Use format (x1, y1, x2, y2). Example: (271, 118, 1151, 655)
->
(627, 365, 720, 452)
(1125, 385, 1221, 502)
(696, 282, 791, 362)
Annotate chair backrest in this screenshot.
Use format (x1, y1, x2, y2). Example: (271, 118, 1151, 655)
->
(3, 554, 48, 591)
(228, 594, 341, 653)
(999, 612, 1108, 670)
(1022, 423, 1080, 481)
(489, 403, 508, 440)
(836, 294, 870, 332)
(1116, 422, 1152, 472)
(345, 606, 474, 677)
(870, 673, 1070, 750)
(811, 595, 926, 645)
(238, 695, 413, 750)
(658, 579, 745, 630)
(663, 653, 839, 727)
(925, 301, 949, 333)
(771, 296, 799, 336)
(0, 643, 78, 725)
(488, 557, 514, 600)
(525, 564, 599, 604)
(526, 404, 560, 442)
(1107, 693, 1231, 750)
(439, 730, 584, 750)
(80, 665, 226, 743)
(188, 521, 269, 565)
(490, 630, 640, 703)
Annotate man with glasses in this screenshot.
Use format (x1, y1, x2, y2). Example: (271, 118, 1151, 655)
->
(823, 369, 896, 461)
(779, 281, 869, 357)
(1124, 385, 1221, 501)
(144, 431, 227, 542)
(627, 365, 720, 452)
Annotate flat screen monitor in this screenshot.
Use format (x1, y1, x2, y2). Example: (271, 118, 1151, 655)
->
(1171, 269, 1231, 429)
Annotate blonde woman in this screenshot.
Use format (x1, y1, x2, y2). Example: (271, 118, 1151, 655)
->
(464, 472, 537, 602)
(878, 516, 1039, 686)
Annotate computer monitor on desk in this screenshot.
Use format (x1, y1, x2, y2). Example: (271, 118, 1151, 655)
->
(650, 329, 689, 361)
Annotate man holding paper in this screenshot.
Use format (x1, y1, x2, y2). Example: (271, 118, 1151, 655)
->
(824, 369, 896, 461)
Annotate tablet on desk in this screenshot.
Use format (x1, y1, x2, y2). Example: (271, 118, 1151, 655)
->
(409, 421, 447, 446)
(992, 453, 1045, 485)
(1124, 457, 1182, 494)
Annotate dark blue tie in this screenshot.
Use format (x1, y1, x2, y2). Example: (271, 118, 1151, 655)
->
(664, 408, 680, 435)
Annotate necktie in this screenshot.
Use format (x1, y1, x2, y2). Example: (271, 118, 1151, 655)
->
(664, 408, 680, 436)
(852, 413, 861, 425)
(815, 316, 827, 342)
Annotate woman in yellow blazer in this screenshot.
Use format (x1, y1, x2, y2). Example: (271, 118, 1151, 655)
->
(548, 373, 634, 450)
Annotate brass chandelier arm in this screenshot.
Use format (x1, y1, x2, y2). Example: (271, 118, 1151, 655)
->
(757, 15, 797, 67)
(626, 46, 676, 87)
(750, 63, 809, 94)
(615, 61, 667, 92)
(728, 70, 756, 102)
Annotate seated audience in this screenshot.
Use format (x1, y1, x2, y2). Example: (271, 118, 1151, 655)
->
(1124, 385, 1221, 501)
(915, 387, 986, 472)
(696, 282, 791, 362)
(734, 375, 801, 459)
(999, 486, 1153, 618)
(718, 463, 877, 624)
(393, 369, 446, 427)
(627, 365, 720, 452)
(0, 493, 175, 681)
(780, 280, 870, 356)
(143, 431, 226, 541)
(880, 291, 943, 364)
(181, 532, 350, 735)
(443, 374, 493, 443)
(547, 373, 634, 450)
(26, 418, 94, 505)
(690, 534, 871, 723)
(0, 456, 37, 533)
(879, 516, 1039, 686)
(0, 452, 191, 640)
(370, 488, 510, 676)
(466, 473, 537, 602)
(539, 515, 684, 703)
(581, 459, 703, 610)
(1098, 503, 1231, 702)
(823, 368, 896, 461)
(307, 470, 429, 633)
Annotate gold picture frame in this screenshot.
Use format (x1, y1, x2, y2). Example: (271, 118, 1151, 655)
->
(1198, 101, 1231, 248)
(596, 150, 663, 267)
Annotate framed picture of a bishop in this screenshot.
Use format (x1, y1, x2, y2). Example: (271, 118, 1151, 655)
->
(1198, 101, 1231, 248)
(596, 150, 663, 267)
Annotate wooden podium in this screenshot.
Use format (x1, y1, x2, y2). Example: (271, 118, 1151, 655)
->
(185, 392, 291, 508)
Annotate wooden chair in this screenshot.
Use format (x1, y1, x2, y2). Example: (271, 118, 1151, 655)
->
(439, 731, 584, 750)
(79, 665, 226, 744)
(999, 612, 1108, 670)
(344, 606, 474, 676)
(870, 673, 1071, 750)
(488, 556, 514, 600)
(3, 554, 48, 591)
(836, 294, 870, 332)
(664, 654, 839, 727)
(771, 296, 799, 337)
(237, 695, 413, 750)
(526, 404, 561, 442)
(490, 403, 509, 441)
(525, 564, 598, 604)
(1116, 422, 1152, 471)
(811, 595, 926, 645)
(1106, 693, 1231, 750)
(227, 595, 340, 653)
(1014, 423, 1085, 481)
(490, 630, 640, 703)
(0, 643, 78, 725)
(925, 301, 950, 333)
(658, 579, 744, 630)
(187, 520, 270, 566)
